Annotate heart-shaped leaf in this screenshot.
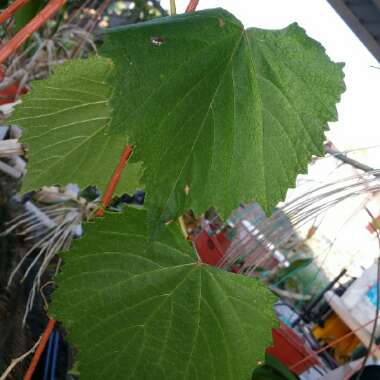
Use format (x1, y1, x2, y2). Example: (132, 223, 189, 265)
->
(51, 208, 277, 380)
(101, 8, 345, 235)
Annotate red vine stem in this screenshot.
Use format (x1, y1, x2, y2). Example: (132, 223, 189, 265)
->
(71, 0, 113, 58)
(23, 319, 56, 380)
(96, 144, 134, 217)
(185, 0, 199, 13)
(21, 147, 133, 374)
(0, 0, 66, 65)
(84, 0, 113, 34)
(0, 0, 30, 25)
(21, 146, 133, 377)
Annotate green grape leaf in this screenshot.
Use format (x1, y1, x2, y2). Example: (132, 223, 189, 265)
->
(51, 208, 277, 380)
(101, 8, 345, 235)
(10, 57, 142, 194)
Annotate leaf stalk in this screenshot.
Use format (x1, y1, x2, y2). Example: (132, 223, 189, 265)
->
(170, 0, 176, 16)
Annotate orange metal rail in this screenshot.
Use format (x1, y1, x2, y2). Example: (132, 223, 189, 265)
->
(0, 0, 66, 65)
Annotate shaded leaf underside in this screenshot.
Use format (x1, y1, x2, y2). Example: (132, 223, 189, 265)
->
(51, 208, 277, 380)
(10, 58, 142, 194)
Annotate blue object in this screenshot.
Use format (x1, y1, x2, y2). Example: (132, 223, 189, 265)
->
(50, 331, 59, 380)
(367, 283, 380, 306)
(43, 330, 60, 380)
(43, 331, 55, 380)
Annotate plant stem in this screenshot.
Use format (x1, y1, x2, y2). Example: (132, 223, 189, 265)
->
(71, 0, 113, 58)
(23, 319, 56, 380)
(0, 337, 41, 380)
(0, 0, 30, 25)
(170, 0, 176, 16)
(325, 145, 379, 176)
(96, 144, 133, 217)
(0, 0, 66, 65)
(185, 0, 199, 13)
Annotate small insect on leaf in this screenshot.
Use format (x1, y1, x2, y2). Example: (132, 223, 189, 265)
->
(150, 36, 164, 46)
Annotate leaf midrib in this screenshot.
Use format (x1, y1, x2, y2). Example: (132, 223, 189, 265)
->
(155, 29, 245, 226)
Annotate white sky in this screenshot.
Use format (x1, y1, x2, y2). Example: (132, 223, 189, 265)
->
(162, 0, 380, 162)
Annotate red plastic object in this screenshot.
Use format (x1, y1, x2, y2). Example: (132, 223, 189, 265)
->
(0, 67, 28, 104)
(266, 323, 320, 375)
(193, 229, 231, 266)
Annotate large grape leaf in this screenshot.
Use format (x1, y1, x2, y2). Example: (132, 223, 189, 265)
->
(11, 8, 345, 235)
(10, 57, 142, 194)
(51, 207, 277, 380)
(101, 8, 345, 234)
